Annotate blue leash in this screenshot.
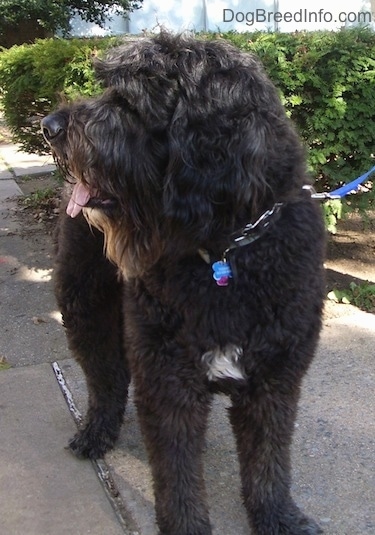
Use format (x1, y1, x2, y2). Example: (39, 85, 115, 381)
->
(303, 164, 375, 200)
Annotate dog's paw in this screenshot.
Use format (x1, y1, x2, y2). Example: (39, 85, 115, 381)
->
(278, 511, 323, 535)
(253, 508, 323, 535)
(67, 423, 118, 459)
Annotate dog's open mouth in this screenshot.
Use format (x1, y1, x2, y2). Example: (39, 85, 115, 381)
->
(67, 182, 117, 218)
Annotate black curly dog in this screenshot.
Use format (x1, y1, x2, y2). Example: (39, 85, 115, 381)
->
(42, 33, 326, 535)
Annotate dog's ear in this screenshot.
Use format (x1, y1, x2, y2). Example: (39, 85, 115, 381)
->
(163, 59, 303, 245)
(94, 41, 179, 128)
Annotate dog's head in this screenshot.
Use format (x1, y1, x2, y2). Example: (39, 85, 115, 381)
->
(42, 32, 306, 279)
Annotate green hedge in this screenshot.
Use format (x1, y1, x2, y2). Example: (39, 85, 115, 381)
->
(0, 28, 374, 200)
(219, 28, 375, 192)
(0, 36, 120, 153)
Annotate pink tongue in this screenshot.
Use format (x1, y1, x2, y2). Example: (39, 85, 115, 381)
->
(66, 182, 91, 218)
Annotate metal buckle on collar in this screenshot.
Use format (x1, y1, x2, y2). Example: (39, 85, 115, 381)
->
(226, 202, 284, 253)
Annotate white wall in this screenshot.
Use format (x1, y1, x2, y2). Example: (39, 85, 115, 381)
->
(70, 0, 375, 36)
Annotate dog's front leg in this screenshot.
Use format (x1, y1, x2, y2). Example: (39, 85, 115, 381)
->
(134, 379, 213, 535)
(54, 211, 130, 459)
(229, 379, 323, 535)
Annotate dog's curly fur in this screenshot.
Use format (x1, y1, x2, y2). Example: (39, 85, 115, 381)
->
(43, 33, 326, 535)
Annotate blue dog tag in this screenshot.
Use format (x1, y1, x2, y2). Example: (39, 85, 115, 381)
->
(212, 260, 233, 286)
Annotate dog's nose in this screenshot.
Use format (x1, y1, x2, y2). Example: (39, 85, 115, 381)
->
(41, 113, 66, 142)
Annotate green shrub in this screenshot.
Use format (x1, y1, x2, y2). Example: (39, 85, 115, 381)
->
(0, 37, 119, 153)
(218, 29, 375, 196)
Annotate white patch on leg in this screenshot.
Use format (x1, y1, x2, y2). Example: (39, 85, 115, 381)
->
(202, 345, 245, 381)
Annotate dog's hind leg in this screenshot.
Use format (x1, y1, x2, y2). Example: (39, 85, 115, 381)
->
(54, 211, 130, 459)
(229, 375, 323, 535)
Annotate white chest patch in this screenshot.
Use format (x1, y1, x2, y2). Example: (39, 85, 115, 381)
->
(202, 345, 245, 381)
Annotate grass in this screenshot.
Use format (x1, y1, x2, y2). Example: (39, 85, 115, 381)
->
(328, 282, 375, 313)
(17, 179, 62, 226)
(20, 187, 57, 209)
(0, 357, 11, 371)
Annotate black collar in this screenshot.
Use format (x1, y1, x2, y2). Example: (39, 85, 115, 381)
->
(199, 202, 284, 265)
(199, 202, 284, 286)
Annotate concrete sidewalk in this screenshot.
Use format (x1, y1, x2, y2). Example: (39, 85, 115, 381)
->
(0, 142, 374, 535)
(0, 143, 130, 534)
(0, 142, 55, 181)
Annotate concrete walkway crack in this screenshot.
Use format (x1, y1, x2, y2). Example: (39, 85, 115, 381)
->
(52, 361, 141, 535)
